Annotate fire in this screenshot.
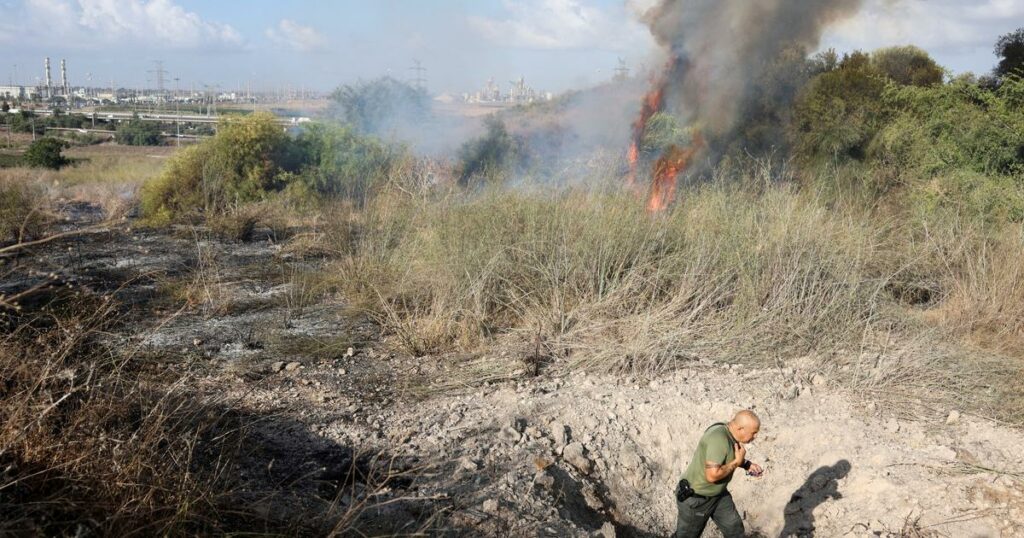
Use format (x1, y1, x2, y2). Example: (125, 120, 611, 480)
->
(647, 133, 703, 213)
(626, 142, 639, 187)
(626, 59, 703, 213)
(627, 85, 664, 188)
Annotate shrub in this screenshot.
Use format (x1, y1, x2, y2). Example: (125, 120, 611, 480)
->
(22, 137, 69, 169)
(456, 117, 525, 186)
(142, 113, 407, 223)
(141, 113, 293, 221)
(115, 117, 162, 146)
(141, 143, 214, 223)
(792, 52, 888, 162)
(866, 77, 1024, 216)
(871, 46, 944, 87)
(327, 77, 429, 136)
(640, 112, 690, 156)
(0, 178, 47, 242)
(291, 122, 400, 204)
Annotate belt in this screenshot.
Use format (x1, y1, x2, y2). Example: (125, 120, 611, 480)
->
(690, 490, 728, 500)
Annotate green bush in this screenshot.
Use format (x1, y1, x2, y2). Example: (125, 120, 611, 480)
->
(22, 137, 69, 169)
(327, 77, 429, 135)
(865, 77, 1024, 219)
(456, 117, 525, 186)
(140, 143, 214, 223)
(142, 113, 404, 222)
(870, 80, 1024, 177)
(640, 112, 690, 156)
(115, 118, 162, 146)
(291, 122, 399, 204)
(142, 112, 294, 222)
(871, 46, 944, 87)
(792, 52, 888, 162)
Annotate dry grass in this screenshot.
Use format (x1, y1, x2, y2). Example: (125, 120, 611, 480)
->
(156, 233, 233, 316)
(0, 177, 49, 243)
(1, 250, 433, 535)
(331, 183, 886, 368)
(0, 298, 435, 535)
(315, 173, 1024, 420)
(0, 299, 249, 535)
(0, 145, 172, 222)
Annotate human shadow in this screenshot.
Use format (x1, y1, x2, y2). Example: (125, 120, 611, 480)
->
(779, 459, 851, 538)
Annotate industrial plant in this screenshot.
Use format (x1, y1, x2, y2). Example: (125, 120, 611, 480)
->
(463, 76, 553, 106)
(1, 57, 321, 111)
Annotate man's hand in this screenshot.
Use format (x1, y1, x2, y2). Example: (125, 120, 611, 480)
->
(704, 442, 748, 483)
(732, 442, 746, 467)
(746, 462, 764, 477)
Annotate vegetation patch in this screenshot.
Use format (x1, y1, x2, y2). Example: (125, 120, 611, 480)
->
(141, 112, 405, 224)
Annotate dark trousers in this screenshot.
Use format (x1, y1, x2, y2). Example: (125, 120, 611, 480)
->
(673, 492, 744, 538)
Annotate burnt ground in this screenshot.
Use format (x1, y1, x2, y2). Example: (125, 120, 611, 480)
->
(4, 203, 1023, 537)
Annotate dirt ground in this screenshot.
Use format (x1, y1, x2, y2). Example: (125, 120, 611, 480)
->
(7, 202, 1023, 537)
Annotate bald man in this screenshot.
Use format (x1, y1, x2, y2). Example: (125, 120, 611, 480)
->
(674, 410, 763, 538)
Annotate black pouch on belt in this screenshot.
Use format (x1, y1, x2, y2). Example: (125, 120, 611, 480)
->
(674, 478, 695, 502)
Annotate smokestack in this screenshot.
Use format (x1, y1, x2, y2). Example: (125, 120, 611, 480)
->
(60, 59, 69, 97)
(44, 57, 52, 98)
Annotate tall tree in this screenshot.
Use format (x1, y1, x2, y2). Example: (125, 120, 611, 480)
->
(995, 28, 1024, 78)
(327, 77, 429, 136)
(871, 46, 944, 87)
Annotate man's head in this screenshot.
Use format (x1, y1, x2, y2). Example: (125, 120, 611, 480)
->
(728, 410, 760, 443)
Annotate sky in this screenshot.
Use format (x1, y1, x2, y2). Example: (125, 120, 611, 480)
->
(0, 0, 1020, 95)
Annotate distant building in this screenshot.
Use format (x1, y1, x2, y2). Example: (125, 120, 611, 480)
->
(464, 76, 552, 105)
(0, 85, 40, 100)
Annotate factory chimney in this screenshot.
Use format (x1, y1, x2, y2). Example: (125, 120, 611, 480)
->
(44, 57, 52, 98)
(61, 59, 69, 97)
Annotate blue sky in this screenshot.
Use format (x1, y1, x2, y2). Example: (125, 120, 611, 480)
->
(0, 0, 1019, 95)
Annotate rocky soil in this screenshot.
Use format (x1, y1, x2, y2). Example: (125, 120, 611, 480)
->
(7, 203, 1023, 537)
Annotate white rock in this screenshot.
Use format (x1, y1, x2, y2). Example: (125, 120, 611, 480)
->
(533, 470, 555, 489)
(285, 361, 301, 372)
(946, 410, 961, 425)
(563, 442, 593, 474)
(499, 426, 523, 443)
(551, 422, 570, 446)
(482, 499, 499, 514)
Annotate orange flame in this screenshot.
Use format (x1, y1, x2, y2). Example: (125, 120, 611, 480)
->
(646, 132, 703, 213)
(626, 56, 705, 212)
(627, 84, 664, 188)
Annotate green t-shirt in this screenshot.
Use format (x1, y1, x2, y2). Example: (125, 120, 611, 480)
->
(682, 423, 736, 497)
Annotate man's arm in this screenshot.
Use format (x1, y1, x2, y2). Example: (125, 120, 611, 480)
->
(704, 441, 746, 483)
(703, 459, 740, 483)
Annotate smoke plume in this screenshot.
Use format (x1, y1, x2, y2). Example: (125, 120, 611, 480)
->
(628, 0, 863, 210)
(641, 0, 863, 137)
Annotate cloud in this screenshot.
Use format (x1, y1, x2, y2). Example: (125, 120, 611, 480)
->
(467, 0, 648, 51)
(825, 0, 1023, 55)
(22, 0, 243, 50)
(265, 19, 327, 52)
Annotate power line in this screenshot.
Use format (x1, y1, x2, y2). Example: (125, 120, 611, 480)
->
(148, 60, 168, 94)
(614, 57, 630, 82)
(409, 59, 427, 91)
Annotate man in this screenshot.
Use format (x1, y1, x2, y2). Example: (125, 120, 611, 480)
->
(674, 410, 764, 538)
